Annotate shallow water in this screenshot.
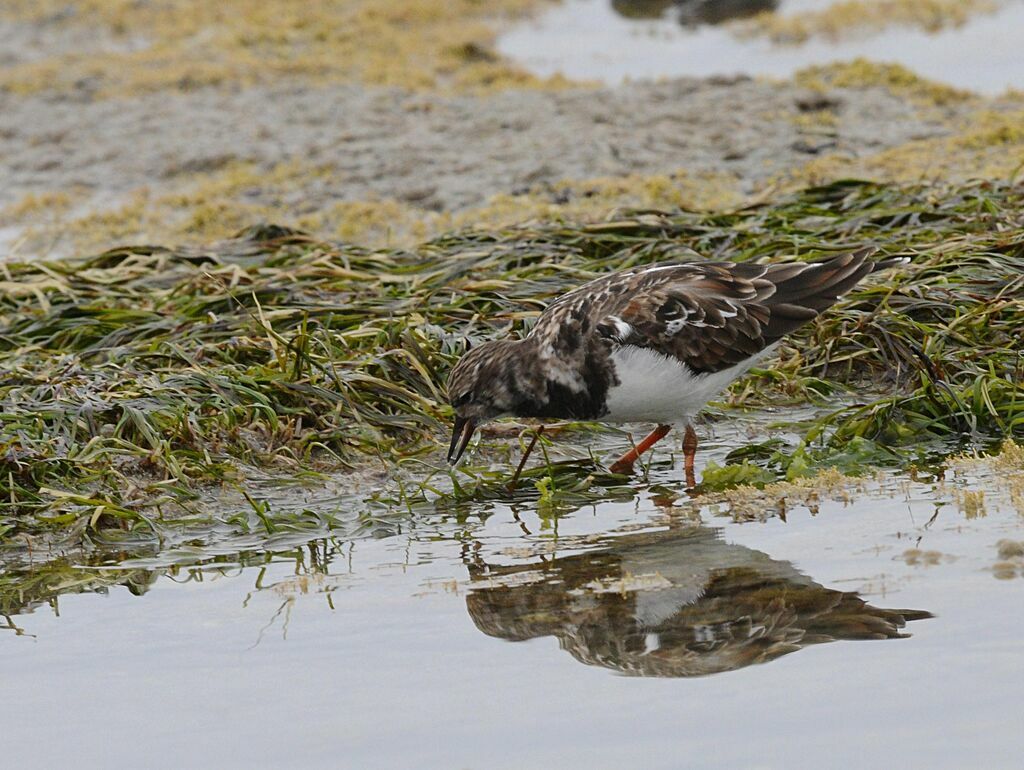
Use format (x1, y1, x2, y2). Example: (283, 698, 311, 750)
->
(3, 436, 1023, 768)
(498, 0, 1024, 94)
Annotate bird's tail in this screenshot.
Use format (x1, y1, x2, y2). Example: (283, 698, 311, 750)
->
(761, 247, 902, 340)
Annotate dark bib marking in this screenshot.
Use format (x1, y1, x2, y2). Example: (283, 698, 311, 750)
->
(512, 344, 614, 420)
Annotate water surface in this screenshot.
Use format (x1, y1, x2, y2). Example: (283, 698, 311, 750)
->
(3, 449, 1023, 768)
(498, 0, 1024, 94)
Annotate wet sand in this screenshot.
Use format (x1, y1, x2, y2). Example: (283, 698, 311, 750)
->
(0, 75, 964, 217)
(2, 13, 987, 261)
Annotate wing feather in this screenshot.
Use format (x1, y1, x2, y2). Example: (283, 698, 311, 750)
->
(531, 249, 877, 374)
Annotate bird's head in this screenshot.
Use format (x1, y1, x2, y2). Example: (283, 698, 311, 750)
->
(445, 339, 527, 464)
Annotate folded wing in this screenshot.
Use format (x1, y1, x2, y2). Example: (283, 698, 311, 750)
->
(536, 248, 876, 374)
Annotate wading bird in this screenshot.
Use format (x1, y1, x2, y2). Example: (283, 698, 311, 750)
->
(446, 248, 903, 487)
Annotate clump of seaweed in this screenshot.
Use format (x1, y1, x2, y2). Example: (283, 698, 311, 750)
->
(1, 180, 1022, 544)
(0, 0, 564, 97)
(738, 0, 999, 46)
(793, 59, 974, 107)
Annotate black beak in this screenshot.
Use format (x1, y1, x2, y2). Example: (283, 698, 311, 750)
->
(447, 416, 477, 465)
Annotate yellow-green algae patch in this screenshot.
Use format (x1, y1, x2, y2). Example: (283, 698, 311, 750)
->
(947, 441, 1024, 517)
(0, 0, 570, 97)
(780, 102, 1024, 190)
(704, 441, 1024, 527)
(784, 71, 1023, 203)
(4, 164, 748, 258)
(2, 160, 433, 258)
(794, 59, 975, 107)
(736, 0, 1000, 44)
(695, 468, 866, 523)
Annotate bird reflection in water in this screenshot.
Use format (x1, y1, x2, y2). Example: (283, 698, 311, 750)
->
(611, 0, 779, 25)
(464, 525, 930, 677)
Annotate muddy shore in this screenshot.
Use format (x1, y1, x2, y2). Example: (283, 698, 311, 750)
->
(1, 75, 962, 213)
(0, 70, 981, 258)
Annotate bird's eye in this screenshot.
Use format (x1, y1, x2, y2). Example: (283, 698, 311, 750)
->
(452, 392, 471, 407)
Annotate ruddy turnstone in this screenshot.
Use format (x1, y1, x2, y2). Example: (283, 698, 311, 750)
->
(446, 248, 904, 485)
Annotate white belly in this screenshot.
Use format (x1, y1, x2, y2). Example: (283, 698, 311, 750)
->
(602, 344, 775, 425)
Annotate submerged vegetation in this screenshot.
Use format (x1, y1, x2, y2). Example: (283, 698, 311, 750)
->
(1, 179, 1022, 551)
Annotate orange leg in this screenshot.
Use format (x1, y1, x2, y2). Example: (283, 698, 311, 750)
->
(609, 424, 671, 474)
(683, 424, 698, 488)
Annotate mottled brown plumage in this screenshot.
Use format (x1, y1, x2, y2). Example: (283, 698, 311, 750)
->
(541, 247, 877, 374)
(446, 248, 904, 468)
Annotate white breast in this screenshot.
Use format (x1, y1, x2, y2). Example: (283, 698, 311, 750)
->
(602, 344, 776, 425)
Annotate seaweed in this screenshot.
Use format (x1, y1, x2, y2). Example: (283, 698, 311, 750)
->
(1, 179, 1022, 544)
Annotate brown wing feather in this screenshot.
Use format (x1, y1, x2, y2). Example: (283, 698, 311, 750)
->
(532, 248, 877, 374)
